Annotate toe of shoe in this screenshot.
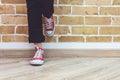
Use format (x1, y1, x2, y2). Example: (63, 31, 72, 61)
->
(46, 31, 54, 36)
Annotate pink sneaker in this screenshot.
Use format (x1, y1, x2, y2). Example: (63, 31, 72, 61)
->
(30, 47, 44, 66)
(43, 15, 55, 36)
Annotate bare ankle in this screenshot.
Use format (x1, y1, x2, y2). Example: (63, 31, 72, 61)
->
(34, 43, 43, 48)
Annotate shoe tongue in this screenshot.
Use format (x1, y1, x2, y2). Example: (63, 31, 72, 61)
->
(47, 18, 52, 25)
(34, 49, 42, 58)
(34, 46, 43, 50)
(47, 17, 51, 21)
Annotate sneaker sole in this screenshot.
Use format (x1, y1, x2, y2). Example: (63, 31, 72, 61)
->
(30, 60, 44, 66)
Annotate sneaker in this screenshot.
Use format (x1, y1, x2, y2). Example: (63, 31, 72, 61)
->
(30, 47, 44, 66)
(43, 15, 55, 36)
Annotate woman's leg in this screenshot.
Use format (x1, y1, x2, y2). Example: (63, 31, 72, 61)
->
(26, 0, 45, 66)
(42, 0, 54, 18)
(26, 0, 45, 43)
(42, 0, 55, 36)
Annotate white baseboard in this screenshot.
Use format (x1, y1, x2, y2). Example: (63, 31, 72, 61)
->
(1, 42, 120, 58)
(0, 42, 120, 50)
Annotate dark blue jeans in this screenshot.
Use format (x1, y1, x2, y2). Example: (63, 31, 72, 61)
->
(26, 0, 54, 43)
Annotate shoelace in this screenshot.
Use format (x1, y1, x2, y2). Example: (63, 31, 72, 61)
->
(45, 17, 53, 29)
(33, 47, 43, 58)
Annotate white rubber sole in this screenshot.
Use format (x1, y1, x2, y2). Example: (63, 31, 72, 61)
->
(30, 60, 44, 66)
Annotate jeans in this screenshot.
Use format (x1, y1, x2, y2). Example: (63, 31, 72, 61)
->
(26, 0, 54, 43)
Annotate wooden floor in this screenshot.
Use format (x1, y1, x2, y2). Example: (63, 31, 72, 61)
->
(0, 57, 120, 80)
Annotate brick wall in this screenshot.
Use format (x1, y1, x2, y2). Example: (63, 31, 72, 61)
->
(0, 0, 120, 43)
